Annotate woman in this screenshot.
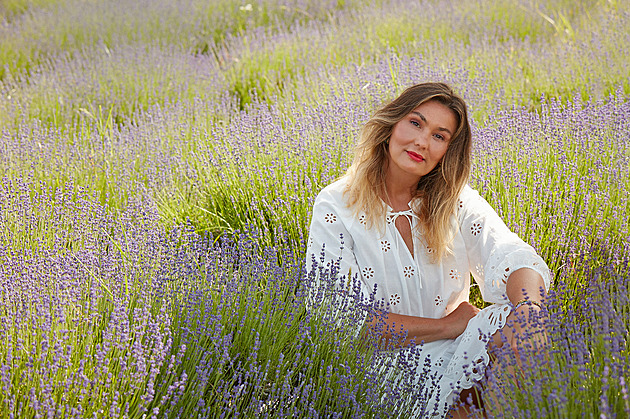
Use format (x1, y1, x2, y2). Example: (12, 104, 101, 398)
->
(305, 82, 550, 418)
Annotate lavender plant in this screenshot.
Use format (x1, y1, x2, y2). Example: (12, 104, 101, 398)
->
(0, 177, 434, 418)
(2, 0, 628, 129)
(483, 259, 630, 418)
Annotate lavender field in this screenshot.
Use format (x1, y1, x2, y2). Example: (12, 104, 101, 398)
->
(1, 0, 629, 417)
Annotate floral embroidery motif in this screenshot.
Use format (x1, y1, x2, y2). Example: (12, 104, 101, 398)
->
(403, 266, 415, 278)
(389, 294, 401, 306)
(458, 199, 464, 209)
(359, 214, 366, 225)
(461, 331, 472, 342)
(471, 357, 484, 376)
(488, 307, 509, 328)
(426, 246, 434, 254)
(324, 213, 337, 223)
(446, 355, 460, 374)
(435, 295, 444, 306)
(380, 240, 391, 252)
(435, 357, 444, 367)
(475, 263, 484, 277)
(470, 222, 482, 236)
(502, 267, 510, 284)
(362, 267, 374, 279)
(449, 269, 461, 281)
(386, 215, 394, 224)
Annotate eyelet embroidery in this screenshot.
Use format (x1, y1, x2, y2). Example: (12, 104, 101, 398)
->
(471, 222, 482, 236)
(403, 266, 415, 278)
(449, 269, 461, 281)
(435, 295, 444, 306)
(324, 213, 337, 223)
(475, 263, 484, 277)
(362, 267, 374, 279)
(446, 355, 460, 374)
(426, 246, 434, 254)
(389, 294, 401, 306)
(359, 214, 366, 225)
(380, 240, 391, 252)
(487, 311, 505, 327)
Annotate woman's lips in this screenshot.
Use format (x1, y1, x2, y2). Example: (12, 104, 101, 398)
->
(407, 151, 424, 162)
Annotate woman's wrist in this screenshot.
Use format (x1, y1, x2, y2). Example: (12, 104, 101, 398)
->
(440, 315, 459, 340)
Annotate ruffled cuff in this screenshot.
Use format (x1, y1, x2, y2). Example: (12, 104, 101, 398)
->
(481, 248, 551, 303)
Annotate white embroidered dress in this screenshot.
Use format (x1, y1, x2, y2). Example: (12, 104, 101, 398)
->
(305, 177, 551, 418)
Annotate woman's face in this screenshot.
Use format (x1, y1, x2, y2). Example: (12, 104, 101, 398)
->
(386, 100, 457, 184)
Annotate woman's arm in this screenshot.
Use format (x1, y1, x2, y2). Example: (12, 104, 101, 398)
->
(368, 301, 480, 346)
(457, 185, 551, 304)
(505, 267, 546, 304)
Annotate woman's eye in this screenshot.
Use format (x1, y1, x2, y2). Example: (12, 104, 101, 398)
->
(434, 134, 444, 141)
(410, 120, 420, 127)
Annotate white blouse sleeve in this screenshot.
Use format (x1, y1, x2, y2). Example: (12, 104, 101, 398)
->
(305, 186, 371, 301)
(458, 185, 551, 304)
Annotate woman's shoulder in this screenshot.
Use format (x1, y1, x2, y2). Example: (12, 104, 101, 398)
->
(314, 176, 350, 206)
(456, 184, 488, 218)
(458, 184, 494, 208)
(458, 184, 478, 201)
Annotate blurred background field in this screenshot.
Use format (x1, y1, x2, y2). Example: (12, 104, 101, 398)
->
(1, 0, 629, 417)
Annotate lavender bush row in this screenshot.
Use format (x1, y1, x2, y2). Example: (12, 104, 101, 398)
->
(471, 92, 630, 277)
(1, 0, 628, 130)
(1, 176, 629, 417)
(0, 176, 433, 418)
(0, 0, 366, 79)
(484, 260, 630, 418)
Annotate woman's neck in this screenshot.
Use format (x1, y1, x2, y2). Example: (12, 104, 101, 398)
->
(382, 160, 421, 207)
(383, 178, 417, 211)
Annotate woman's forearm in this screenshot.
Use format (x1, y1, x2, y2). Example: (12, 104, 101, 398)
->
(368, 301, 479, 346)
(369, 312, 453, 346)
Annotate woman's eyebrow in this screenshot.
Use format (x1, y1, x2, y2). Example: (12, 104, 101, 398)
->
(411, 111, 453, 135)
(411, 111, 426, 123)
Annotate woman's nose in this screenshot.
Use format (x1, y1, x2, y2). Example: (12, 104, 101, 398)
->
(414, 131, 430, 147)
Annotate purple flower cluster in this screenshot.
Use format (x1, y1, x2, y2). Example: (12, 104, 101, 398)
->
(471, 92, 630, 277)
(483, 259, 630, 418)
(0, 177, 437, 417)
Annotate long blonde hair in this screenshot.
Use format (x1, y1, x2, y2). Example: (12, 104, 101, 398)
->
(344, 82, 472, 261)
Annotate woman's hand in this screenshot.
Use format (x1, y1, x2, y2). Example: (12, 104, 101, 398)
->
(444, 301, 481, 339)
